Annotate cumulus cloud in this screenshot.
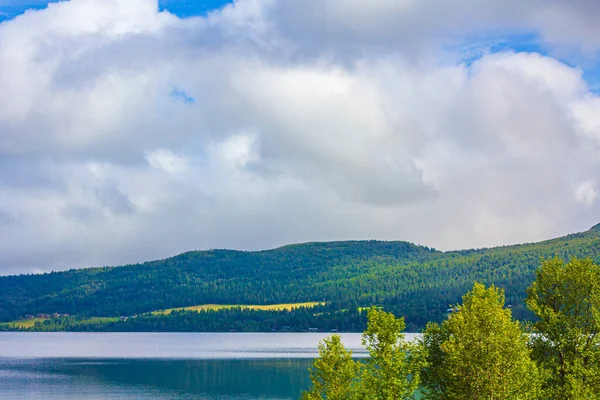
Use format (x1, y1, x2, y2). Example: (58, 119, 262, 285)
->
(576, 181, 599, 206)
(146, 149, 188, 174)
(0, 0, 600, 274)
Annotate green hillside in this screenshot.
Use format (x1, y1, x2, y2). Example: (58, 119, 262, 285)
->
(1, 226, 599, 331)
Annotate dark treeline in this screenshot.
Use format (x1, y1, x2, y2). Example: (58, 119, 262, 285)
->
(1, 224, 600, 331)
(13, 306, 369, 333)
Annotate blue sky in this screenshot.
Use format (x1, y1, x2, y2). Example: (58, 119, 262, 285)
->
(158, 0, 233, 17)
(0, 0, 233, 21)
(450, 32, 600, 93)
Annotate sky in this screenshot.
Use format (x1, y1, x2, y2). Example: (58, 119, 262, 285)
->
(1, 0, 600, 275)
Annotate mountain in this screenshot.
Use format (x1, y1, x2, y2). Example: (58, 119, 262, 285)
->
(1, 226, 599, 331)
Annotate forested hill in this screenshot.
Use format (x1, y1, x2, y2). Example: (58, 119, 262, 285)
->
(1, 226, 600, 330)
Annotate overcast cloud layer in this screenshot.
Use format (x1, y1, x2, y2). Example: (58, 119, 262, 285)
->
(1, 0, 600, 274)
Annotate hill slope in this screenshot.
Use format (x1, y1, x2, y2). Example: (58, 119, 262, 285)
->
(1, 227, 599, 330)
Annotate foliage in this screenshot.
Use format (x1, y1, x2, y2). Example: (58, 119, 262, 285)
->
(302, 260, 600, 400)
(527, 257, 600, 399)
(420, 283, 542, 400)
(360, 308, 421, 399)
(301, 335, 360, 400)
(302, 309, 420, 400)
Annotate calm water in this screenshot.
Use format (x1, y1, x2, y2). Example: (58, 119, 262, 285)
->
(0, 332, 418, 399)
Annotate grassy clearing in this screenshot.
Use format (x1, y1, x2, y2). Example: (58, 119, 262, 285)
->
(153, 302, 324, 315)
(0, 318, 49, 328)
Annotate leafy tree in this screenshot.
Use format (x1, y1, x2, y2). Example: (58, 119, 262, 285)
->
(419, 322, 451, 398)
(420, 283, 541, 400)
(527, 257, 600, 399)
(301, 335, 360, 400)
(360, 307, 421, 399)
(302, 308, 421, 400)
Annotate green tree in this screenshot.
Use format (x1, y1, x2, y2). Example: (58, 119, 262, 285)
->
(420, 283, 541, 400)
(302, 308, 421, 400)
(301, 334, 360, 400)
(527, 257, 600, 399)
(360, 307, 421, 399)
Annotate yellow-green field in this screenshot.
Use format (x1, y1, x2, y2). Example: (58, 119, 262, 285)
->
(153, 302, 323, 315)
(0, 317, 49, 328)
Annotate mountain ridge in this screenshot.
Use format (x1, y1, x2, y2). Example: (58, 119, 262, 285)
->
(1, 224, 599, 330)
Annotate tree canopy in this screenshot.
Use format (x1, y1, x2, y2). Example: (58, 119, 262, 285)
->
(305, 259, 600, 400)
(420, 283, 541, 400)
(527, 257, 600, 399)
(302, 308, 421, 400)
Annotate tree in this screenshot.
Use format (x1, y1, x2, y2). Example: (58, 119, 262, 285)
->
(420, 283, 541, 400)
(527, 257, 600, 399)
(360, 307, 421, 399)
(302, 308, 421, 399)
(419, 321, 451, 398)
(301, 334, 360, 400)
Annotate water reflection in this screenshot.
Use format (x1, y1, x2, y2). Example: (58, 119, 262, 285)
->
(0, 358, 313, 399)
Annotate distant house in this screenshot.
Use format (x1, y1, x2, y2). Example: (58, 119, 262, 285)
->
(308, 328, 319, 332)
(119, 316, 128, 321)
(331, 329, 338, 333)
(37, 313, 51, 318)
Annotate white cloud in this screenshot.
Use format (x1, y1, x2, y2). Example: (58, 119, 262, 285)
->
(1, 0, 600, 274)
(576, 181, 599, 206)
(146, 149, 188, 174)
(212, 133, 260, 170)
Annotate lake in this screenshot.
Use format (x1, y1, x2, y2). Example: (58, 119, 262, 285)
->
(0, 332, 422, 399)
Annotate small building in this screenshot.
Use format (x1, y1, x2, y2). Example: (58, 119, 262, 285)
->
(308, 328, 319, 332)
